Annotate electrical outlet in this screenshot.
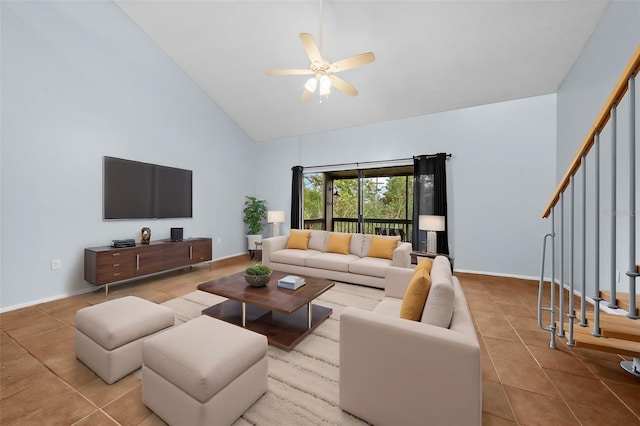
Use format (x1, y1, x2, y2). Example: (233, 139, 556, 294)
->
(51, 259, 62, 270)
(217, 237, 222, 244)
(616, 270, 621, 282)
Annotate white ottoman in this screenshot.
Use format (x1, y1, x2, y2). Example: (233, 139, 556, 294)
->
(74, 296, 175, 384)
(142, 315, 268, 426)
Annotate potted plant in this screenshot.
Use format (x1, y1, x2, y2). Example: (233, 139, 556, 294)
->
(244, 264, 272, 287)
(243, 195, 267, 251)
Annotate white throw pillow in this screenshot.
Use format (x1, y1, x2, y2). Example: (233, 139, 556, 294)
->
(421, 278, 455, 328)
(349, 233, 364, 257)
(308, 230, 328, 251)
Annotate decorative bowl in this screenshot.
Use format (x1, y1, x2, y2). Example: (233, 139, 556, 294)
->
(244, 273, 271, 287)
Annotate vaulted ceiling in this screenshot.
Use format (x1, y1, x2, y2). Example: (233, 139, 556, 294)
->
(115, 0, 609, 142)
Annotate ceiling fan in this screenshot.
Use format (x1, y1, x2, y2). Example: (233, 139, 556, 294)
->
(265, 2, 375, 102)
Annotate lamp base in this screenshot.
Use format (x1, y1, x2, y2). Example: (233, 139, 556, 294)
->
(426, 231, 437, 254)
(271, 223, 280, 238)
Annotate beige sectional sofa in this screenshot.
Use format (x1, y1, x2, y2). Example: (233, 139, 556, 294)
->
(339, 256, 481, 426)
(262, 230, 412, 289)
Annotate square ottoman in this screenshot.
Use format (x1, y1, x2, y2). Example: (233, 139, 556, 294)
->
(142, 315, 268, 426)
(74, 296, 175, 384)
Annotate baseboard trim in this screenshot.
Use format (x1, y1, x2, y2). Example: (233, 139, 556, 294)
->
(0, 286, 97, 314)
(454, 268, 539, 282)
(1, 255, 249, 314)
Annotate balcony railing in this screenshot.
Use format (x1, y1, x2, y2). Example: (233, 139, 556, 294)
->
(303, 218, 412, 242)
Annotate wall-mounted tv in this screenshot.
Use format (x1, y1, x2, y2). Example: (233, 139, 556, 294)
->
(103, 156, 192, 220)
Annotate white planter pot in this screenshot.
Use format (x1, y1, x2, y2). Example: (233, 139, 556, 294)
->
(247, 234, 263, 251)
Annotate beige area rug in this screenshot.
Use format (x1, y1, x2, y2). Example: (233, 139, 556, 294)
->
(160, 283, 384, 425)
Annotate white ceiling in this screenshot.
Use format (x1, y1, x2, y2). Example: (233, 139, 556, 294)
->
(114, 0, 609, 142)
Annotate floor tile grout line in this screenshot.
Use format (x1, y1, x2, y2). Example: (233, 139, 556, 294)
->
(501, 282, 589, 425)
(467, 291, 520, 425)
(3, 263, 638, 425)
(494, 281, 640, 425)
(477, 280, 584, 425)
(507, 320, 583, 425)
(600, 380, 640, 422)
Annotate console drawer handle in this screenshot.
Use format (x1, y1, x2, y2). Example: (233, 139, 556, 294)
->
(113, 272, 120, 277)
(113, 263, 120, 267)
(112, 253, 120, 257)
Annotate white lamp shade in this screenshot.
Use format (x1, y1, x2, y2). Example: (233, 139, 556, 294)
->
(418, 215, 445, 231)
(267, 210, 285, 224)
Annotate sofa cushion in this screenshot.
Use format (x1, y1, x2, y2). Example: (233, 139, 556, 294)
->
(366, 235, 400, 260)
(349, 233, 364, 256)
(431, 256, 452, 279)
(349, 256, 392, 278)
(421, 274, 455, 328)
(308, 230, 328, 251)
(306, 252, 359, 272)
(373, 297, 403, 317)
(325, 232, 352, 255)
(270, 249, 321, 267)
(286, 230, 312, 250)
(399, 269, 432, 321)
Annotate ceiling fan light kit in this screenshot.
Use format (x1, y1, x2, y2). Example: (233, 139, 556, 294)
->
(265, 0, 375, 102)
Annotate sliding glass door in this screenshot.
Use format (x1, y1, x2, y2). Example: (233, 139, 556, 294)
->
(303, 166, 413, 242)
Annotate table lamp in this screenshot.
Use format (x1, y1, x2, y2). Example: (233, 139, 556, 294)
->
(419, 215, 445, 254)
(267, 210, 285, 237)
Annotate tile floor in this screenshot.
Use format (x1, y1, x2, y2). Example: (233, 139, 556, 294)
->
(1, 258, 639, 425)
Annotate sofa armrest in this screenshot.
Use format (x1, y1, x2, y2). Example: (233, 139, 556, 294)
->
(261, 236, 288, 267)
(391, 242, 412, 268)
(384, 266, 414, 299)
(340, 307, 481, 426)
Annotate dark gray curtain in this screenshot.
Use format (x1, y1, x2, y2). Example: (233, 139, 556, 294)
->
(291, 166, 304, 229)
(412, 154, 449, 254)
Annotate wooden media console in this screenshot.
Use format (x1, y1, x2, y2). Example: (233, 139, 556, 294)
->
(84, 238, 212, 294)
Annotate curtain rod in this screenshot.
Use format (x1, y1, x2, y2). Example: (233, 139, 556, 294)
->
(302, 153, 452, 170)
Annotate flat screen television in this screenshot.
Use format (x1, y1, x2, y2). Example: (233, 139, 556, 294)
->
(103, 156, 192, 220)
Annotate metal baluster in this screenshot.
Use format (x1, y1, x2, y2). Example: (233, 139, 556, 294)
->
(550, 208, 556, 348)
(593, 133, 602, 336)
(580, 154, 587, 326)
(537, 228, 556, 348)
(626, 74, 639, 319)
(609, 105, 619, 308)
(558, 192, 566, 337)
(568, 175, 576, 346)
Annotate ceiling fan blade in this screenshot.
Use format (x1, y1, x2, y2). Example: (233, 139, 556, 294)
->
(300, 33, 323, 64)
(265, 69, 313, 76)
(301, 89, 313, 101)
(329, 75, 358, 96)
(330, 52, 375, 73)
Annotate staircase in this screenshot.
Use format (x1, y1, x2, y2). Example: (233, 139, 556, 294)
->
(538, 45, 640, 377)
(574, 306, 640, 356)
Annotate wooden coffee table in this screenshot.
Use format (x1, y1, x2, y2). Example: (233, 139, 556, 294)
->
(197, 271, 334, 350)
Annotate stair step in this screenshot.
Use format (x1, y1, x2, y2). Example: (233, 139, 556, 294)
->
(573, 325, 640, 357)
(599, 290, 639, 316)
(576, 311, 640, 342)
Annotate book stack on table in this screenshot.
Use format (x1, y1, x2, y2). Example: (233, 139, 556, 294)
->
(277, 275, 306, 290)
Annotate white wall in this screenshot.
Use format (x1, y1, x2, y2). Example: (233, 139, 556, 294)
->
(256, 94, 558, 279)
(1, 1, 256, 310)
(555, 1, 640, 296)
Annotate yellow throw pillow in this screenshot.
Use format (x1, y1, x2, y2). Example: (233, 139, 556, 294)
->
(366, 235, 398, 260)
(286, 230, 311, 250)
(325, 233, 352, 255)
(400, 269, 432, 321)
(414, 257, 433, 275)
